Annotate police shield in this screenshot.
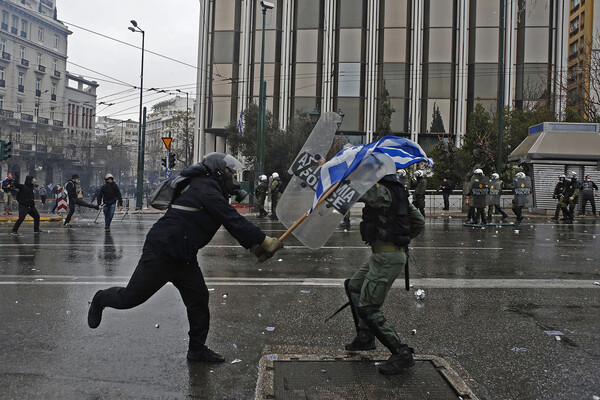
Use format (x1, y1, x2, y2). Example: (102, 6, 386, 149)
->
(281, 153, 396, 250)
(488, 179, 502, 206)
(276, 112, 342, 228)
(469, 176, 489, 208)
(513, 176, 532, 207)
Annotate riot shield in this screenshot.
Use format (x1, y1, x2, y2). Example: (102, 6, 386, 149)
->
(488, 179, 502, 206)
(513, 176, 532, 207)
(276, 112, 342, 228)
(281, 152, 396, 249)
(469, 176, 489, 208)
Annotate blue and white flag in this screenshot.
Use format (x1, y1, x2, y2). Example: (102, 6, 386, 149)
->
(237, 112, 243, 135)
(313, 136, 433, 211)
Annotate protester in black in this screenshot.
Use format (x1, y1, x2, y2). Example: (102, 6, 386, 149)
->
(63, 174, 99, 227)
(11, 175, 42, 235)
(97, 173, 123, 231)
(87, 153, 283, 363)
(439, 178, 454, 210)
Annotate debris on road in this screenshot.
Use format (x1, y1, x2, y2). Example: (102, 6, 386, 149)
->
(266, 326, 275, 332)
(414, 289, 426, 300)
(511, 347, 527, 352)
(231, 359, 242, 364)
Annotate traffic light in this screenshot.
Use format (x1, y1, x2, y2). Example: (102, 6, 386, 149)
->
(161, 157, 167, 168)
(168, 153, 176, 168)
(0, 140, 11, 161)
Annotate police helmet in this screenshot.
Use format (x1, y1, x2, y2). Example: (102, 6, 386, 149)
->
(104, 173, 114, 180)
(569, 171, 577, 179)
(559, 174, 566, 180)
(515, 172, 526, 179)
(491, 173, 499, 180)
(396, 169, 407, 177)
(272, 172, 280, 179)
(202, 152, 243, 177)
(259, 174, 267, 182)
(473, 168, 483, 175)
(413, 170, 422, 178)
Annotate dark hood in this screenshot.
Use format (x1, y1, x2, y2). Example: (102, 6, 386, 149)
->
(181, 163, 210, 177)
(24, 175, 34, 187)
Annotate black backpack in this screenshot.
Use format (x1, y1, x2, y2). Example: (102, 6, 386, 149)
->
(148, 175, 192, 210)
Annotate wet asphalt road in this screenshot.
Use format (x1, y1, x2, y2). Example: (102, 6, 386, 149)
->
(0, 211, 599, 399)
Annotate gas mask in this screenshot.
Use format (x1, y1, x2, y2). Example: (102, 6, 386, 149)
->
(223, 168, 248, 202)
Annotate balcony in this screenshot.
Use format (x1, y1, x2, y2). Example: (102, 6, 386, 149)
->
(20, 31, 26, 38)
(0, 79, 4, 87)
(21, 113, 33, 122)
(52, 120, 63, 127)
(41, 0, 53, 7)
(51, 93, 56, 101)
(37, 64, 45, 73)
(10, 27, 17, 34)
(0, 109, 14, 118)
(17, 85, 24, 92)
(19, 58, 29, 67)
(35, 89, 41, 97)
(1, 23, 7, 31)
(1, 52, 10, 61)
(52, 70, 60, 79)
(37, 116, 49, 124)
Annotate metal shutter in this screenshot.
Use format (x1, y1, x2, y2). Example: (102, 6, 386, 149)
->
(532, 164, 565, 210)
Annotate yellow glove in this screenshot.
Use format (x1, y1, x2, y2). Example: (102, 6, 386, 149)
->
(252, 236, 283, 263)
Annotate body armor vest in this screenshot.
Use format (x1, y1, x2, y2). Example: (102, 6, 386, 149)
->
(360, 180, 411, 247)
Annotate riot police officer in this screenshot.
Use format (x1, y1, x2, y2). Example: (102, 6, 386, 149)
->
(411, 170, 427, 217)
(344, 173, 425, 375)
(487, 173, 508, 222)
(466, 169, 489, 225)
(87, 153, 283, 363)
(559, 171, 581, 223)
(254, 175, 269, 218)
(269, 172, 283, 219)
(511, 172, 532, 224)
(550, 175, 566, 221)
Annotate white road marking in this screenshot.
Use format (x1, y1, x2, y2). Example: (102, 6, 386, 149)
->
(0, 276, 594, 289)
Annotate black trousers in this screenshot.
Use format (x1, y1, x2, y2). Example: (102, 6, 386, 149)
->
(580, 197, 596, 215)
(12, 204, 40, 232)
(470, 206, 486, 223)
(95, 245, 210, 351)
(488, 204, 508, 219)
(512, 205, 524, 221)
(64, 198, 97, 224)
(442, 194, 450, 210)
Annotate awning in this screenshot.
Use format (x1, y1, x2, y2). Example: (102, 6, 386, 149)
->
(508, 129, 600, 164)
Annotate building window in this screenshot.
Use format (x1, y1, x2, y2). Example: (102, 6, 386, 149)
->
(0, 38, 5, 54)
(17, 100, 22, 113)
(34, 103, 39, 116)
(20, 19, 27, 37)
(37, 52, 42, 66)
(38, 27, 43, 41)
(0, 95, 3, 110)
(1, 11, 8, 29)
(36, 77, 41, 91)
(12, 15, 18, 32)
(19, 46, 25, 60)
(50, 107, 54, 120)
(18, 72, 24, 86)
(0, 66, 4, 81)
(51, 82, 56, 95)
(54, 34, 59, 48)
(52, 58, 57, 72)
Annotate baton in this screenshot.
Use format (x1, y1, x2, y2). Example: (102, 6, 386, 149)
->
(93, 205, 104, 224)
(278, 181, 341, 242)
(121, 207, 130, 220)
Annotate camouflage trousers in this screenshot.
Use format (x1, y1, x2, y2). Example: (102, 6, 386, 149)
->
(347, 250, 406, 345)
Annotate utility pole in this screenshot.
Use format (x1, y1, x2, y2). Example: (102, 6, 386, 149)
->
(497, 0, 505, 174)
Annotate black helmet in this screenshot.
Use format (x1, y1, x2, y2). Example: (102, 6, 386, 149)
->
(202, 152, 243, 177)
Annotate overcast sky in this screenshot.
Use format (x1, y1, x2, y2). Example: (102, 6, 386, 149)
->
(58, 0, 200, 121)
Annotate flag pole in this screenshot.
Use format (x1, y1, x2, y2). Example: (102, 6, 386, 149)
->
(278, 181, 342, 242)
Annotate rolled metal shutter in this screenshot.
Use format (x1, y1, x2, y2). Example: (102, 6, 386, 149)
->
(532, 164, 565, 210)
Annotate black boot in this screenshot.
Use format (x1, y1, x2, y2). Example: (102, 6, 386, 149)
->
(378, 344, 415, 375)
(345, 330, 376, 351)
(187, 345, 225, 363)
(87, 290, 104, 329)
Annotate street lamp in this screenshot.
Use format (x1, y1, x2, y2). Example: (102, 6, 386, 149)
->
(129, 19, 145, 210)
(256, 1, 274, 180)
(33, 89, 49, 172)
(176, 89, 190, 166)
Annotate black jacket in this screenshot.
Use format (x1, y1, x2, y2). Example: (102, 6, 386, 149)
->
(98, 182, 123, 206)
(15, 176, 35, 207)
(146, 164, 265, 262)
(64, 179, 78, 200)
(440, 181, 454, 194)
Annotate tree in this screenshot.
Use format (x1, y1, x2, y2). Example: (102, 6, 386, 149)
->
(459, 103, 495, 177)
(429, 103, 446, 133)
(375, 83, 395, 140)
(428, 135, 462, 190)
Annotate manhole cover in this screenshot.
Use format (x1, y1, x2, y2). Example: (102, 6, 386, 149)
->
(256, 353, 478, 400)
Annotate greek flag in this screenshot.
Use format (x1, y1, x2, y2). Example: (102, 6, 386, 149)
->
(237, 112, 243, 135)
(313, 136, 433, 209)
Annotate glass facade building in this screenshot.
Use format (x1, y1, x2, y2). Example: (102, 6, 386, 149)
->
(194, 0, 569, 161)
